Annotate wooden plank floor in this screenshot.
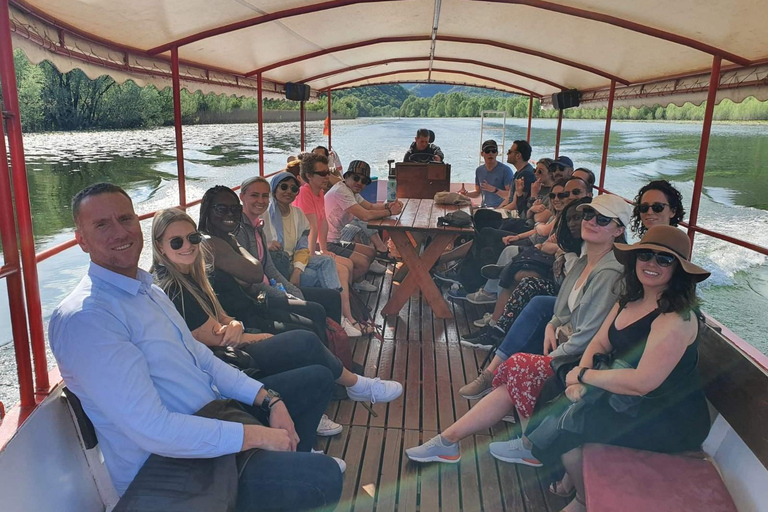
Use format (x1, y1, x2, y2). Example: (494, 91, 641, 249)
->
(315, 264, 569, 512)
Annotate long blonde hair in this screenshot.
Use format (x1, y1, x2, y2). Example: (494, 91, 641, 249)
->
(151, 208, 224, 322)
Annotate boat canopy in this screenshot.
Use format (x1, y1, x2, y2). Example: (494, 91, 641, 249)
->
(8, 0, 768, 106)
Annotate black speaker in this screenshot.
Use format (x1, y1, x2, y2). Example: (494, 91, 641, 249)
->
(552, 89, 580, 110)
(285, 82, 311, 102)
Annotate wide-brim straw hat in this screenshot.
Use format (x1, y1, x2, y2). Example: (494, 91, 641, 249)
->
(614, 225, 710, 282)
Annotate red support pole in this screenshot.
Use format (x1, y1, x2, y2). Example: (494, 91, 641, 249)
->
(171, 47, 187, 208)
(327, 88, 332, 149)
(300, 101, 306, 151)
(0, 112, 35, 409)
(0, 0, 49, 393)
(598, 80, 616, 195)
(526, 95, 533, 142)
(555, 108, 563, 158)
(257, 73, 264, 176)
(687, 55, 722, 255)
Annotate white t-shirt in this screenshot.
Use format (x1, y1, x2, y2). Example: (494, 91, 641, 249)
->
(324, 181, 364, 242)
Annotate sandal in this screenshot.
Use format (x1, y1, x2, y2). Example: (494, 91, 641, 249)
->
(376, 250, 397, 263)
(549, 479, 576, 499)
(352, 320, 377, 335)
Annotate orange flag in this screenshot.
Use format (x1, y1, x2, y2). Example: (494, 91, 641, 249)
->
(323, 116, 330, 136)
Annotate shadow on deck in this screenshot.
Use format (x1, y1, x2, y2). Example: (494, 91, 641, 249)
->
(316, 265, 569, 512)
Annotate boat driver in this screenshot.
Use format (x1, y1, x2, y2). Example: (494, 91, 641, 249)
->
(403, 128, 444, 162)
(48, 183, 342, 509)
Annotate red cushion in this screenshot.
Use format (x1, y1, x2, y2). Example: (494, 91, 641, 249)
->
(583, 444, 737, 512)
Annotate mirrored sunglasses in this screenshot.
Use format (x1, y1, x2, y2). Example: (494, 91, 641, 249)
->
(351, 174, 371, 186)
(581, 207, 618, 227)
(638, 202, 668, 214)
(279, 183, 300, 193)
(168, 231, 203, 250)
(212, 204, 243, 216)
(636, 249, 676, 267)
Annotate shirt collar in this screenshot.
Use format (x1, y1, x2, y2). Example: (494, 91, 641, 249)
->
(88, 262, 150, 296)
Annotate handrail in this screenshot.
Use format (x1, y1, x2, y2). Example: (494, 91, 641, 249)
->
(0, 263, 18, 279)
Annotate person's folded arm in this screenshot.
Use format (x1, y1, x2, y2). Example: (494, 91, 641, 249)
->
(208, 237, 264, 284)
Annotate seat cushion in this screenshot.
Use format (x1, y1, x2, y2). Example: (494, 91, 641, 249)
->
(583, 443, 737, 512)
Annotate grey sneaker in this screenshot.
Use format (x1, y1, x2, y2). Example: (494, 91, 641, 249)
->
(353, 280, 378, 292)
(369, 260, 387, 274)
(466, 289, 497, 305)
(474, 312, 493, 327)
(406, 435, 461, 463)
(489, 437, 542, 466)
(459, 369, 494, 399)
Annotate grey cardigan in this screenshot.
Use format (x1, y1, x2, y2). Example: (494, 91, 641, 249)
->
(234, 213, 304, 300)
(548, 250, 623, 358)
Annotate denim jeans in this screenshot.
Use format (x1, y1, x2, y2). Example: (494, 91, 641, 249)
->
(495, 295, 557, 360)
(299, 255, 342, 290)
(241, 329, 343, 381)
(237, 364, 341, 511)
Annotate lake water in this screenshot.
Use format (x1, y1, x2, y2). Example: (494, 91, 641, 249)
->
(1, 117, 767, 407)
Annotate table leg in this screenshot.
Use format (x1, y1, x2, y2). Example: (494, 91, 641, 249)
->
(382, 231, 457, 319)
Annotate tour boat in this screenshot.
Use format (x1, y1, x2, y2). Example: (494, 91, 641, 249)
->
(1, 0, 768, 510)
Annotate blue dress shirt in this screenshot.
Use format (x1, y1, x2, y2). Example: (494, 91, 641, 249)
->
(49, 263, 263, 495)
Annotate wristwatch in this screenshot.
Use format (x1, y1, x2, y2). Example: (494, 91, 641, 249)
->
(260, 389, 282, 413)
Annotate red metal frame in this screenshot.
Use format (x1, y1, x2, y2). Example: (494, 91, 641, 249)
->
(1, 0, 48, 394)
(245, 34, 629, 84)
(554, 108, 563, 158)
(301, 56, 567, 91)
(473, 0, 751, 67)
(598, 80, 616, 194)
(300, 101, 306, 151)
(257, 73, 265, 176)
(171, 48, 187, 208)
(526, 95, 533, 141)
(325, 68, 542, 97)
(686, 55, 722, 254)
(327, 88, 332, 149)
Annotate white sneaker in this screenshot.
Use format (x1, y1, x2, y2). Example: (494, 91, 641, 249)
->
(311, 449, 346, 473)
(353, 280, 378, 292)
(316, 414, 343, 437)
(369, 260, 387, 274)
(473, 312, 493, 327)
(341, 317, 362, 337)
(347, 377, 403, 404)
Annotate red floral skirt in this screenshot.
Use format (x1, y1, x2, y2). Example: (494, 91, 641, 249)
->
(492, 353, 554, 419)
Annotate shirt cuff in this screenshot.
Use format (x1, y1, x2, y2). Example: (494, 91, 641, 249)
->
(232, 377, 263, 406)
(218, 420, 246, 454)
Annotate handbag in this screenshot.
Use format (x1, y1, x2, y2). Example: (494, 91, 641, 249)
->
(268, 249, 293, 280)
(505, 247, 555, 281)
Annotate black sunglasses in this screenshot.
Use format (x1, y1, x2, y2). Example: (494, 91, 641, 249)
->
(483, 149, 498, 154)
(168, 231, 203, 250)
(636, 249, 677, 267)
(278, 182, 300, 193)
(581, 207, 619, 227)
(312, 170, 330, 177)
(212, 203, 243, 216)
(351, 174, 371, 186)
(638, 202, 669, 214)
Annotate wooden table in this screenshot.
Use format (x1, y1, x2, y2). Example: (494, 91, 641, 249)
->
(368, 198, 473, 319)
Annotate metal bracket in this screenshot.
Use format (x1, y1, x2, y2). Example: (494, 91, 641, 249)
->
(1, 110, 14, 120)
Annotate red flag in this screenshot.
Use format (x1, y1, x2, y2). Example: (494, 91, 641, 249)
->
(323, 116, 330, 136)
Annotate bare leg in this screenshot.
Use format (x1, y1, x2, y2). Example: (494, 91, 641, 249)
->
(370, 233, 388, 253)
(347, 250, 372, 280)
(334, 256, 354, 283)
(561, 447, 586, 503)
(492, 288, 513, 321)
(353, 243, 376, 261)
(441, 387, 513, 443)
(438, 240, 472, 264)
(336, 262, 354, 321)
(336, 367, 358, 387)
(485, 355, 505, 375)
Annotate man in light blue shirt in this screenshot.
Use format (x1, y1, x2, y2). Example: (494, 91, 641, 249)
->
(458, 139, 514, 207)
(49, 183, 342, 509)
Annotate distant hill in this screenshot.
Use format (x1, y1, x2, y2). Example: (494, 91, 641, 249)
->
(401, 83, 511, 98)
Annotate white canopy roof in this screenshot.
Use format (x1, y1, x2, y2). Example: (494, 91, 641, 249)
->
(9, 0, 768, 104)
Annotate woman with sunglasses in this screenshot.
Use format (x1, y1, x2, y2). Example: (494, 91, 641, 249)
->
(630, 180, 685, 237)
(264, 171, 365, 337)
(406, 195, 631, 466)
(520, 224, 711, 512)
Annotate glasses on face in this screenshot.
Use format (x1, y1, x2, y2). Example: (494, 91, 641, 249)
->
(581, 207, 619, 227)
(483, 149, 498, 155)
(312, 171, 330, 177)
(549, 191, 566, 199)
(168, 231, 203, 250)
(636, 250, 676, 267)
(638, 202, 669, 214)
(212, 204, 243, 216)
(351, 174, 371, 186)
(555, 191, 575, 199)
(278, 182, 300, 193)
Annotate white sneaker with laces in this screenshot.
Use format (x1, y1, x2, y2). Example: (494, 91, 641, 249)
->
(473, 312, 493, 327)
(347, 377, 403, 404)
(311, 449, 346, 473)
(341, 317, 362, 337)
(316, 414, 343, 436)
(353, 280, 378, 292)
(369, 260, 387, 274)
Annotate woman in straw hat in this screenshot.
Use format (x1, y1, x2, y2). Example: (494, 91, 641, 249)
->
(526, 224, 712, 512)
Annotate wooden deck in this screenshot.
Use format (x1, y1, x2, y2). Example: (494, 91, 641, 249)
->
(316, 265, 570, 512)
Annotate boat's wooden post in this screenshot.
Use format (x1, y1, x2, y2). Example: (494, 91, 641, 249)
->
(687, 55, 722, 254)
(527, 95, 533, 142)
(300, 100, 306, 151)
(327, 88, 332, 149)
(170, 47, 187, 208)
(0, 87, 35, 408)
(555, 108, 563, 158)
(257, 73, 264, 176)
(0, 0, 49, 394)
(598, 80, 616, 195)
